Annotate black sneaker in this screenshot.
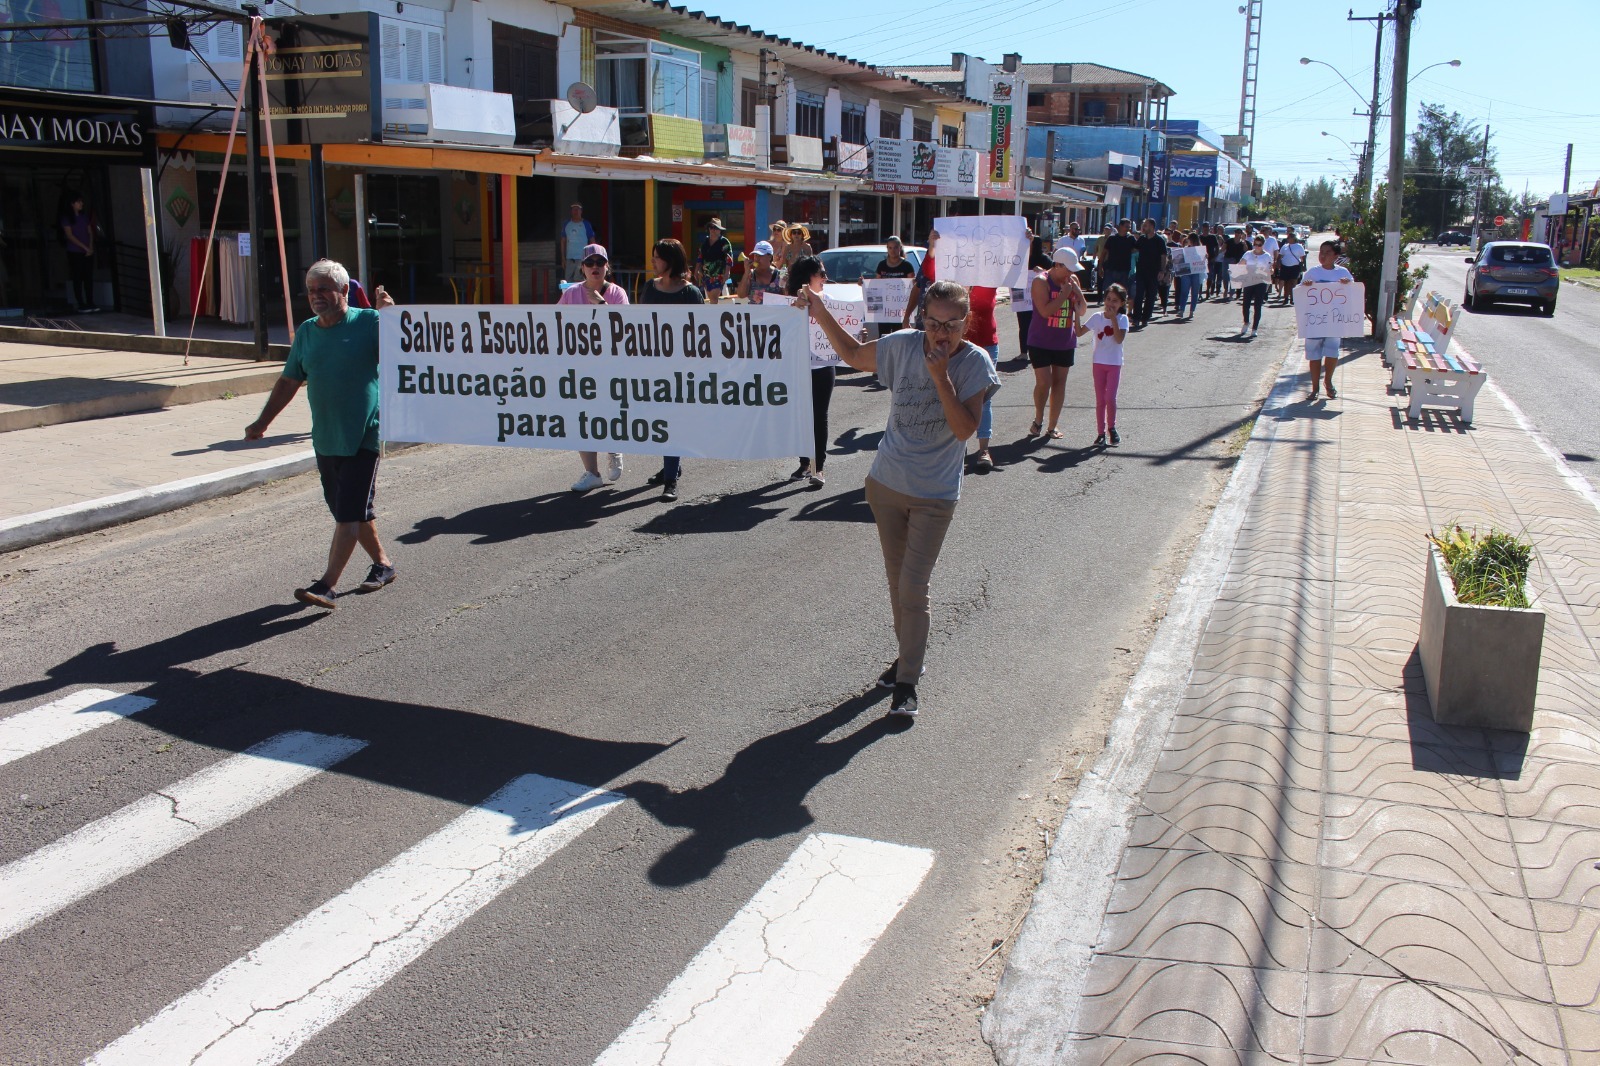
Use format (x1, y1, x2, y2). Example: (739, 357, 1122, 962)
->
(1093, 433, 1107, 448)
(1109, 428, 1121, 446)
(661, 479, 678, 501)
(294, 579, 337, 609)
(647, 471, 667, 486)
(876, 661, 926, 689)
(360, 563, 396, 591)
(789, 462, 810, 481)
(889, 683, 919, 717)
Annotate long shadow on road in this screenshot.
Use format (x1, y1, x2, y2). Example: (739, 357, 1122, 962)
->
(3, 604, 906, 886)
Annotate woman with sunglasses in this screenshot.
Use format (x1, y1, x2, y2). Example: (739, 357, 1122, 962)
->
(797, 279, 1000, 719)
(787, 255, 836, 487)
(1238, 234, 1274, 337)
(558, 244, 630, 493)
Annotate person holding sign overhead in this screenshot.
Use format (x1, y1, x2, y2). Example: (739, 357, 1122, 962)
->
(1300, 240, 1354, 401)
(1027, 246, 1087, 440)
(798, 279, 1000, 719)
(559, 244, 630, 494)
(787, 255, 836, 488)
(640, 238, 706, 502)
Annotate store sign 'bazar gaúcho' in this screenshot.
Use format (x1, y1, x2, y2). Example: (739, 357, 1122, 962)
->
(0, 90, 154, 168)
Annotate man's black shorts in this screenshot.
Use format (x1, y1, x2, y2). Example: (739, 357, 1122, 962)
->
(316, 449, 379, 523)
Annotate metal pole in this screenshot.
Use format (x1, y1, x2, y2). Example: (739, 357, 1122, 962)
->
(243, 42, 268, 356)
(1360, 13, 1385, 213)
(139, 167, 166, 338)
(1043, 130, 1056, 199)
(1378, 0, 1415, 340)
(308, 144, 328, 260)
(354, 173, 368, 288)
(1470, 124, 1489, 251)
(1563, 142, 1573, 193)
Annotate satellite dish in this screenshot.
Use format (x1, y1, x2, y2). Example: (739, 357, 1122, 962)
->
(566, 82, 598, 114)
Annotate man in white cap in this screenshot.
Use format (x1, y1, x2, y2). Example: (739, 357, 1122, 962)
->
(696, 217, 734, 299)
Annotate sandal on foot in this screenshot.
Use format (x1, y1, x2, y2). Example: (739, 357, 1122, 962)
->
(1028, 420, 1042, 437)
(974, 452, 994, 472)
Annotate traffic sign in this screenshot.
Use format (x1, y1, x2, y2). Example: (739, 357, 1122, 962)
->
(1493, 215, 1506, 226)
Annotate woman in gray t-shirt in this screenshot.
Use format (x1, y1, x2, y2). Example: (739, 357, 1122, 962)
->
(801, 279, 1000, 720)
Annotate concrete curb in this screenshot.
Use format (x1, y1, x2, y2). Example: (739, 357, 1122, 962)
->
(981, 338, 1303, 1065)
(0, 369, 285, 434)
(0, 324, 289, 360)
(0, 450, 317, 554)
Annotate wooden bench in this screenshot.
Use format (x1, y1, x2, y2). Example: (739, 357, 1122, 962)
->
(1385, 315, 1486, 423)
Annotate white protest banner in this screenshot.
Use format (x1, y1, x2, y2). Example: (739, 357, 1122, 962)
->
(1296, 281, 1366, 339)
(862, 278, 913, 323)
(933, 215, 1028, 290)
(786, 284, 865, 367)
(380, 305, 812, 459)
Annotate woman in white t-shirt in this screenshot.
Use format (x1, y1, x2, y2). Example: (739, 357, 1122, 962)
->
(1077, 282, 1131, 447)
(1277, 237, 1306, 304)
(1299, 240, 1355, 401)
(1238, 235, 1275, 336)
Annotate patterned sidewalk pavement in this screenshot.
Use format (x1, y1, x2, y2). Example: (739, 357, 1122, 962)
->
(1060, 338, 1600, 1063)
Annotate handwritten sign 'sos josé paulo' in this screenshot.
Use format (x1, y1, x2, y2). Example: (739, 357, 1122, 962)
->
(1295, 281, 1367, 339)
(379, 304, 814, 459)
(933, 215, 1029, 290)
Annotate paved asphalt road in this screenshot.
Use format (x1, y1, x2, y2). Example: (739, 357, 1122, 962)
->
(1, 286, 1289, 1066)
(1410, 243, 1600, 491)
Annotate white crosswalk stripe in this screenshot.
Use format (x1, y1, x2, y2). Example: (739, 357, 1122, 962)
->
(0, 730, 365, 943)
(594, 832, 935, 1066)
(0, 688, 156, 767)
(89, 772, 623, 1066)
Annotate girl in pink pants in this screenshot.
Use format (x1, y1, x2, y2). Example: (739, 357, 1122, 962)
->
(1079, 283, 1130, 447)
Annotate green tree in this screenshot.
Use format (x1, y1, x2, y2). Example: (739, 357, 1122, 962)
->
(1343, 183, 1429, 325)
(1406, 103, 1498, 234)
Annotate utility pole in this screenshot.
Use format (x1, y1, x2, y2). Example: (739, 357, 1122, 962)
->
(1348, 9, 1389, 217)
(1469, 124, 1490, 250)
(1563, 142, 1573, 194)
(1378, 0, 1417, 339)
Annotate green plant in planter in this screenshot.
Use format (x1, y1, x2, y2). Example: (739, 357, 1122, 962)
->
(1428, 524, 1532, 609)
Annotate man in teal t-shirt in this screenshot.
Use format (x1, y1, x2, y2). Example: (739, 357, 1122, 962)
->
(246, 259, 397, 609)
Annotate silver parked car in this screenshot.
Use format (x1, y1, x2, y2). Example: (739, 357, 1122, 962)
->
(1463, 241, 1559, 316)
(815, 243, 926, 283)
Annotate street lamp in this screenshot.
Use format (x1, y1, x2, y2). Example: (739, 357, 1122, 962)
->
(1299, 57, 1368, 107)
(1409, 59, 1462, 85)
(1322, 131, 1360, 155)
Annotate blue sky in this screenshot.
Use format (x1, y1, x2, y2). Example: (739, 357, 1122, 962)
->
(746, 0, 1597, 200)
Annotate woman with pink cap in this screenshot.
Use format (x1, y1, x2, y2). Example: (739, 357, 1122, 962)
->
(558, 244, 629, 493)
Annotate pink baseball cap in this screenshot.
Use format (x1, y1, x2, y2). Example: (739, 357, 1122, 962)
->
(581, 244, 608, 261)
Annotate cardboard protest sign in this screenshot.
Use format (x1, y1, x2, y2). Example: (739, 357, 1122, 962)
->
(933, 215, 1028, 290)
(787, 284, 866, 367)
(1295, 281, 1366, 339)
(1231, 260, 1272, 288)
(862, 277, 913, 323)
(380, 305, 812, 459)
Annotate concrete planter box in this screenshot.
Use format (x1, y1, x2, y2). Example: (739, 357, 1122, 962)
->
(1419, 545, 1545, 731)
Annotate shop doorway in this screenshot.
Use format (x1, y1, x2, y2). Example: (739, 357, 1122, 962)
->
(0, 164, 113, 314)
(363, 172, 446, 303)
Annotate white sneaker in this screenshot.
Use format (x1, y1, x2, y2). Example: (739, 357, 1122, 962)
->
(606, 453, 624, 482)
(1250, 328, 1259, 337)
(571, 471, 605, 493)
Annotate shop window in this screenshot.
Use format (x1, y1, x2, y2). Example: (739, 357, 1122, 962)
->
(841, 102, 866, 145)
(595, 32, 704, 120)
(0, 0, 96, 91)
(794, 91, 824, 139)
(701, 71, 718, 125)
(912, 117, 932, 142)
(941, 124, 958, 147)
(879, 107, 900, 140)
(741, 79, 759, 127)
(492, 23, 556, 141)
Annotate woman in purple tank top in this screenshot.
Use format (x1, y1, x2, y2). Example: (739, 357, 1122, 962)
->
(1026, 246, 1087, 439)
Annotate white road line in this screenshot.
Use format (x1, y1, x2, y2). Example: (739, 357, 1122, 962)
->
(89, 773, 622, 1066)
(0, 689, 156, 767)
(595, 832, 936, 1066)
(0, 730, 364, 943)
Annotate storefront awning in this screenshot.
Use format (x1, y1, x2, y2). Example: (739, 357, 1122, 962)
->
(156, 132, 536, 175)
